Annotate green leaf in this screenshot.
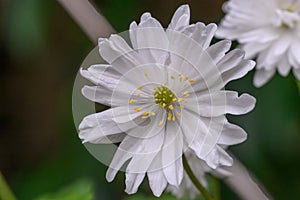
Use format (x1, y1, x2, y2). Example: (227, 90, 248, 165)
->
(34, 179, 94, 200)
(125, 193, 191, 200)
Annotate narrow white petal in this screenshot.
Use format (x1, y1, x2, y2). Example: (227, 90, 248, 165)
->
(99, 35, 142, 75)
(278, 55, 291, 77)
(242, 42, 267, 59)
(237, 27, 279, 44)
(188, 90, 256, 117)
(207, 40, 232, 64)
(168, 4, 190, 31)
(78, 109, 135, 144)
(271, 33, 291, 56)
(193, 23, 217, 49)
(204, 146, 233, 169)
(180, 109, 209, 157)
(82, 85, 126, 106)
(148, 170, 168, 197)
(217, 49, 245, 73)
(125, 173, 145, 194)
(293, 68, 300, 80)
(221, 60, 256, 85)
(125, 127, 165, 174)
(197, 116, 226, 159)
(106, 135, 143, 182)
(130, 12, 169, 61)
(80, 65, 121, 88)
(253, 68, 276, 87)
(163, 157, 183, 187)
(289, 42, 300, 69)
(218, 122, 247, 145)
(162, 122, 184, 186)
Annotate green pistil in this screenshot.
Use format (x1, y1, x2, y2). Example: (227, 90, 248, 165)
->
(154, 86, 176, 107)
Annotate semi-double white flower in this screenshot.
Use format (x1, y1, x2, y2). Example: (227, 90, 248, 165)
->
(78, 5, 256, 197)
(217, 0, 300, 87)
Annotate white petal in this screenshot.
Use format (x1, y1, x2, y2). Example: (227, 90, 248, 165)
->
(124, 108, 166, 139)
(197, 116, 226, 159)
(204, 146, 233, 169)
(106, 135, 143, 182)
(80, 65, 121, 88)
(217, 49, 245, 73)
(193, 23, 217, 49)
(163, 157, 183, 187)
(130, 12, 169, 61)
(242, 42, 267, 59)
(278, 55, 291, 77)
(107, 109, 166, 181)
(167, 28, 206, 72)
(99, 35, 141, 74)
(207, 40, 232, 64)
(125, 127, 165, 174)
(81, 85, 120, 106)
(221, 60, 256, 85)
(162, 122, 184, 186)
(238, 27, 279, 43)
(168, 4, 190, 31)
(218, 122, 247, 145)
(271, 33, 291, 56)
(180, 109, 208, 155)
(112, 104, 153, 124)
(188, 90, 256, 117)
(253, 68, 276, 87)
(125, 173, 145, 194)
(78, 109, 134, 144)
(148, 170, 168, 197)
(289, 42, 300, 69)
(293, 68, 300, 80)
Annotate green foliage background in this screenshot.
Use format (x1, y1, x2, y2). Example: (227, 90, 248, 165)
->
(0, 0, 299, 199)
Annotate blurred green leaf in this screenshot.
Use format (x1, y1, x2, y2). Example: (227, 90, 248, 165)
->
(125, 193, 192, 200)
(34, 179, 94, 200)
(4, 0, 51, 57)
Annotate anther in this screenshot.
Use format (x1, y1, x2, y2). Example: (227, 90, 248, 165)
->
(134, 107, 141, 112)
(159, 120, 163, 126)
(129, 99, 135, 104)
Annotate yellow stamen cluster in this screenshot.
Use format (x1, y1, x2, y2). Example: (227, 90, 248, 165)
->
(154, 86, 176, 107)
(286, 3, 300, 12)
(128, 72, 192, 126)
(153, 84, 186, 124)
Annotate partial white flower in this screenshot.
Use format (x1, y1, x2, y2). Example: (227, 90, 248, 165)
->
(216, 0, 300, 87)
(78, 4, 256, 197)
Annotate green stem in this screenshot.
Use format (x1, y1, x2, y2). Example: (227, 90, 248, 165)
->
(0, 171, 16, 200)
(296, 80, 300, 92)
(182, 154, 214, 200)
(211, 175, 220, 200)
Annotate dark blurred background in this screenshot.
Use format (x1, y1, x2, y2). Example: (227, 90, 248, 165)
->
(0, 0, 299, 199)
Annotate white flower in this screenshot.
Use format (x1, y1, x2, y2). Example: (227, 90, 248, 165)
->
(216, 0, 300, 87)
(78, 5, 256, 197)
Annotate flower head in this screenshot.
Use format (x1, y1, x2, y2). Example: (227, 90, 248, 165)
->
(217, 0, 300, 87)
(78, 5, 256, 197)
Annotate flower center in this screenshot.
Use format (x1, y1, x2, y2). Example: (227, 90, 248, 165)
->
(128, 72, 194, 126)
(154, 86, 176, 108)
(285, 2, 300, 12)
(276, 1, 300, 28)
